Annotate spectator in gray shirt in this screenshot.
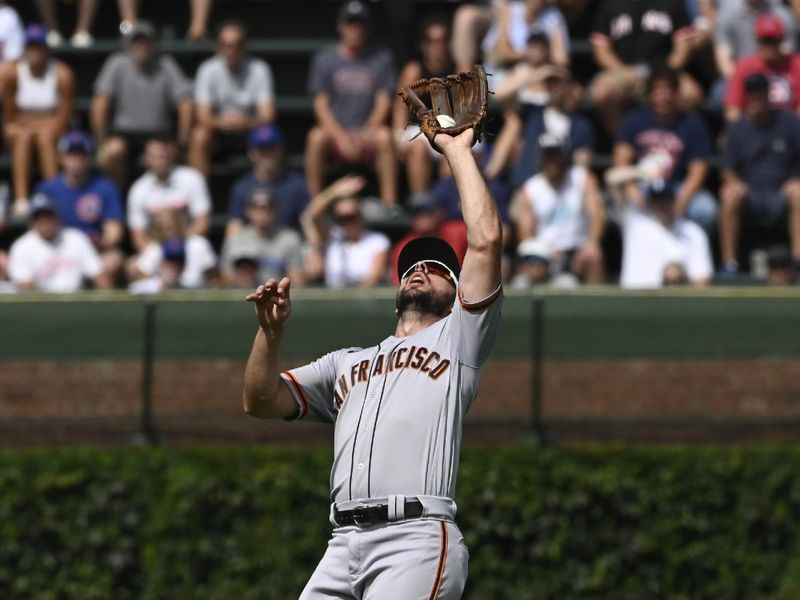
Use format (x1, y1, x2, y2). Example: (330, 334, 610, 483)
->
(189, 20, 276, 176)
(305, 0, 398, 206)
(90, 21, 192, 188)
(221, 186, 307, 286)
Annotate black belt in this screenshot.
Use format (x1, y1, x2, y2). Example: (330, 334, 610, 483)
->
(334, 499, 424, 527)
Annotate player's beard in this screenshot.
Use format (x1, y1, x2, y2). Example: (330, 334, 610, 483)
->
(395, 286, 455, 319)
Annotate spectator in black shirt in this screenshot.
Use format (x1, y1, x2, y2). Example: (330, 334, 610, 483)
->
(589, 0, 701, 134)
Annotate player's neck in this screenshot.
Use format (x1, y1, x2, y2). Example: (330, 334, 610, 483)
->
(394, 313, 444, 337)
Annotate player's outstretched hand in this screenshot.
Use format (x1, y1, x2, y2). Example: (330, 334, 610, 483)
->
(434, 128, 474, 155)
(246, 277, 292, 335)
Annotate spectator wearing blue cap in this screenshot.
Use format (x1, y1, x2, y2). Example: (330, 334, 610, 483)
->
(34, 131, 125, 283)
(7, 192, 111, 292)
(618, 179, 712, 289)
(2, 23, 75, 219)
(189, 20, 275, 176)
(225, 124, 309, 239)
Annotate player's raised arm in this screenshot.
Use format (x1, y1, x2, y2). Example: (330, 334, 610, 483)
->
(242, 277, 298, 419)
(437, 130, 503, 302)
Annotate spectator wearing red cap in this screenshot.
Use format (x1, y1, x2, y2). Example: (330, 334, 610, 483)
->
(724, 14, 800, 121)
(714, 0, 797, 99)
(1, 24, 75, 219)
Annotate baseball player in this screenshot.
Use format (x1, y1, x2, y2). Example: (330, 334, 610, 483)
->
(243, 128, 503, 599)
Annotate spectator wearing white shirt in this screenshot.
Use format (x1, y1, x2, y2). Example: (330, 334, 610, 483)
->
(8, 193, 110, 292)
(189, 20, 276, 176)
(300, 174, 389, 287)
(619, 180, 712, 289)
(129, 208, 217, 292)
(0, 2, 23, 63)
(127, 136, 211, 253)
(513, 133, 606, 284)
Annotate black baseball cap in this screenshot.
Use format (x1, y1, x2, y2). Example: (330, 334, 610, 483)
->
(397, 236, 460, 283)
(338, 0, 371, 23)
(745, 73, 769, 94)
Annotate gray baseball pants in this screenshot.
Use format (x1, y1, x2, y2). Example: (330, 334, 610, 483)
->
(299, 519, 469, 599)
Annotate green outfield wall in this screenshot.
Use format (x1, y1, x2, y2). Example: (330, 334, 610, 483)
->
(1, 288, 799, 444)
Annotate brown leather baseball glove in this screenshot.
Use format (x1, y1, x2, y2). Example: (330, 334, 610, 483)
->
(398, 64, 488, 152)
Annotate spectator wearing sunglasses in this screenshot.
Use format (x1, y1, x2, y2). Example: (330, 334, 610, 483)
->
(300, 174, 390, 287)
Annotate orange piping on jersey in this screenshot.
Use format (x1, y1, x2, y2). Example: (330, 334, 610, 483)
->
(458, 286, 503, 313)
(282, 371, 308, 419)
(429, 521, 448, 599)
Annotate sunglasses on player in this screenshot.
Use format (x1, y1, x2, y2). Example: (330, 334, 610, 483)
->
(401, 260, 455, 283)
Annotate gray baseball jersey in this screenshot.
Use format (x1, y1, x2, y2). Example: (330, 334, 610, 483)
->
(280, 286, 503, 505)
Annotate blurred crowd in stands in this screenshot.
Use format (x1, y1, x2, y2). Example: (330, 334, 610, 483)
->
(1, 0, 800, 294)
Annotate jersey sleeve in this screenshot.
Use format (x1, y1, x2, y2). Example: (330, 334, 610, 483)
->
(280, 347, 360, 423)
(447, 285, 504, 369)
